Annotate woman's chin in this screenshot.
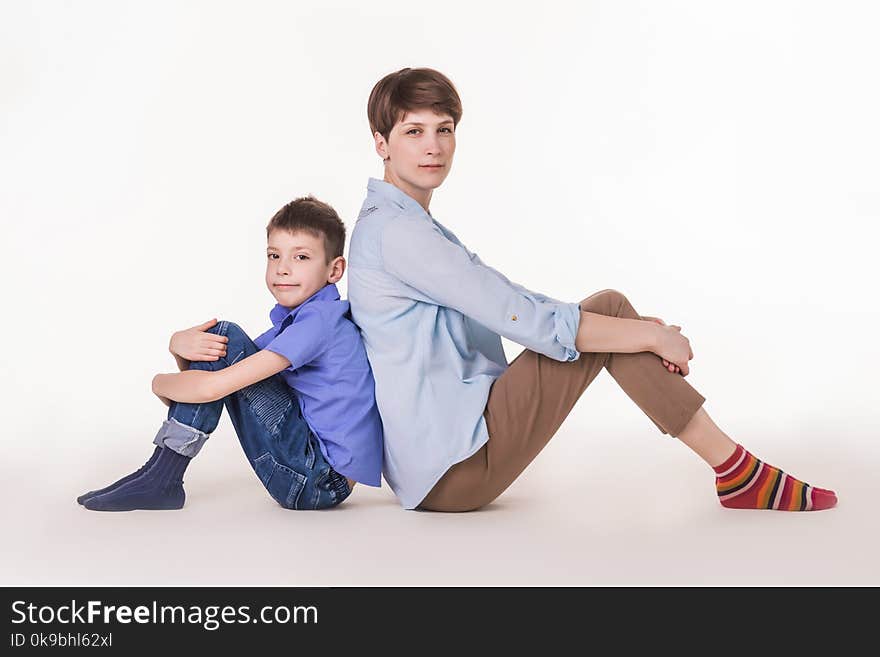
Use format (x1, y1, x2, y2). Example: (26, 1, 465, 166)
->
(417, 172, 449, 188)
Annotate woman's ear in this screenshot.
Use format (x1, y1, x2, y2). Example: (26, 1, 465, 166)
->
(374, 131, 389, 161)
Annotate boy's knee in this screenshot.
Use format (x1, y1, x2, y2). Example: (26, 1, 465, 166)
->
(209, 320, 247, 339)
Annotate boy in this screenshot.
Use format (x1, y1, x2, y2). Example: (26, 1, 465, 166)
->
(78, 195, 384, 511)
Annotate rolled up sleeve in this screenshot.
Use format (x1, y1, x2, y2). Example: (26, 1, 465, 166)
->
(381, 213, 581, 362)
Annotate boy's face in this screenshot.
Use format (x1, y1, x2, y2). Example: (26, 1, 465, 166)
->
(266, 229, 344, 309)
(374, 108, 456, 200)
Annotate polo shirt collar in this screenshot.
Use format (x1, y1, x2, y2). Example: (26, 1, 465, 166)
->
(367, 177, 428, 216)
(269, 282, 340, 326)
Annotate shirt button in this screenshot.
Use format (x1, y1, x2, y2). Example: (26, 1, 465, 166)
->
(511, 314, 518, 321)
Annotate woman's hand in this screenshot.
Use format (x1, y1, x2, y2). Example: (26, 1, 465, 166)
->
(642, 315, 689, 375)
(169, 318, 228, 362)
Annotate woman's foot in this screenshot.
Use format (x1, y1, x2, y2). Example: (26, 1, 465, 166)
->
(714, 443, 837, 511)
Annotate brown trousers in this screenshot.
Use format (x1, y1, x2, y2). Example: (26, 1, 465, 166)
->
(417, 289, 707, 512)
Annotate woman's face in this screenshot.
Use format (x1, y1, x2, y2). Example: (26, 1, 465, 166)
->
(374, 108, 456, 202)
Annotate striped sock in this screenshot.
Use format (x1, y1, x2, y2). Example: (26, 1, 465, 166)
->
(713, 443, 837, 511)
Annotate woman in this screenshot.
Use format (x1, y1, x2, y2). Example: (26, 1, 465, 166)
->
(347, 67, 837, 513)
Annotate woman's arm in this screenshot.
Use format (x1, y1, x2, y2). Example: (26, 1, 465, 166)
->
(433, 221, 566, 305)
(575, 312, 659, 353)
(381, 213, 581, 363)
(433, 219, 663, 357)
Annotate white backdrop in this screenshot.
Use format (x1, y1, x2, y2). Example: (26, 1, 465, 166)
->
(2, 1, 878, 585)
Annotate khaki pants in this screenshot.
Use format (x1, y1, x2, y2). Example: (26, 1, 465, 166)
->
(417, 289, 707, 512)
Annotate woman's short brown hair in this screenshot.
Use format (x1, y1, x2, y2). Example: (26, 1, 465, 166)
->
(367, 67, 463, 143)
(265, 195, 345, 265)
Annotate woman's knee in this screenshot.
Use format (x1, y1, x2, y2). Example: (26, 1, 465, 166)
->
(578, 288, 631, 316)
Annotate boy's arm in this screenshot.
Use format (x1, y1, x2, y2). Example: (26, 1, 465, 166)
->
(152, 350, 291, 404)
(172, 353, 190, 372)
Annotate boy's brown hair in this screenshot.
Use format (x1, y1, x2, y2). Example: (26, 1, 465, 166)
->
(367, 67, 463, 143)
(266, 195, 346, 265)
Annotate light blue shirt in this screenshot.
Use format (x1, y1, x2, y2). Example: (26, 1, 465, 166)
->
(347, 177, 582, 509)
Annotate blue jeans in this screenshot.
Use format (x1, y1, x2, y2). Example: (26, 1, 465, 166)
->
(152, 320, 352, 510)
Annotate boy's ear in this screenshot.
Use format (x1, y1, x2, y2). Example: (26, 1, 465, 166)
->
(328, 256, 346, 283)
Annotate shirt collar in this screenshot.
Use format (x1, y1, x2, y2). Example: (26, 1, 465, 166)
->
(367, 177, 430, 216)
(269, 282, 340, 326)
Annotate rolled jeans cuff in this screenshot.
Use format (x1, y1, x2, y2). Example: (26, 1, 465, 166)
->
(153, 417, 210, 458)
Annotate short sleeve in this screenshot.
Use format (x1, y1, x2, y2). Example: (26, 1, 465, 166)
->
(261, 305, 331, 371)
(252, 326, 277, 351)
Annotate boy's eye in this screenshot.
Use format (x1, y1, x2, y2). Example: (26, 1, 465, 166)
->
(267, 254, 277, 260)
(295, 254, 308, 261)
(267, 254, 308, 260)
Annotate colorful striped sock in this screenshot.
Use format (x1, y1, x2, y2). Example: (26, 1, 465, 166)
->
(713, 443, 837, 511)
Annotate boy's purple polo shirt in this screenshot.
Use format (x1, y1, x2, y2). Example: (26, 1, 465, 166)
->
(252, 282, 383, 487)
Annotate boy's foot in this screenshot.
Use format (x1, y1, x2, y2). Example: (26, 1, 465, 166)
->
(83, 447, 191, 512)
(77, 446, 163, 505)
(83, 480, 186, 511)
(714, 443, 837, 511)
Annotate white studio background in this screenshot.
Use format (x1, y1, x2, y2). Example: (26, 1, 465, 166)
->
(2, 0, 878, 585)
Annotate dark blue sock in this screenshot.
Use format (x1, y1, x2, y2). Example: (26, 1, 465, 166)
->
(77, 446, 163, 505)
(83, 447, 191, 512)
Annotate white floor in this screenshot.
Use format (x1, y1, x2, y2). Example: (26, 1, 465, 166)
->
(4, 397, 875, 587)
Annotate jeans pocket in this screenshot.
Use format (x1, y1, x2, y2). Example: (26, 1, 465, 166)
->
(253, 452, 307, 509)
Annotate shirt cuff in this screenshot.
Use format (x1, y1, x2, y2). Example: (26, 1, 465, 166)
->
(554, 301, 582, 362)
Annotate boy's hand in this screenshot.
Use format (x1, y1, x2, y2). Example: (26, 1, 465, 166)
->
(642, 315, 684, 375)
(169, 318, 228, 361)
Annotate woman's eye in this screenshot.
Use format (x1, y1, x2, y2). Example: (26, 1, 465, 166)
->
(407, 128, 453, 134)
